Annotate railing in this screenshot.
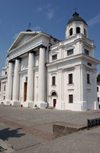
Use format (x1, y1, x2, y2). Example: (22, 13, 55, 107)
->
(87, 118, 100, 129)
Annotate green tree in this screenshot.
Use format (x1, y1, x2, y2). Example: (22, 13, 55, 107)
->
(97, 74, 100, 82)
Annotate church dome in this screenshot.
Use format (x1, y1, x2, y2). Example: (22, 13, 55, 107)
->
(67, 12, 87, 25)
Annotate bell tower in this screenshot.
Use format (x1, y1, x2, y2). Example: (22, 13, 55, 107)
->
(65, 12, 88, 39)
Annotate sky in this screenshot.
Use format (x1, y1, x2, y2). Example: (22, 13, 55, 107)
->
(0, 0, 100, 73)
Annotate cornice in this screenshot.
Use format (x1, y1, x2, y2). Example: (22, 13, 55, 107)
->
(51, 34, 94, 51)
(47, 54, 100, 67)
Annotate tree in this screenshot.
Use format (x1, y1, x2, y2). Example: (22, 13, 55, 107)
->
(97, 74, 100, 82)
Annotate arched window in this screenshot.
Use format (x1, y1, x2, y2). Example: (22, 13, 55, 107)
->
(69, 28, 73, 36)
(84, 29, 87, 36)
(51, 92, 57, 96)
(76, 27, 80, 34)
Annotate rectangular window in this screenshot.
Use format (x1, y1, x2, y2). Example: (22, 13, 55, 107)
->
(67, 49, 73, 56)
(69, 95, 73, 103)
(85, 49, 89, 56)
(52, 76, 56, 86)
(87, 74, 90, 84)
(68, 74, 73, 84)
(87, 63, 92, 66)
(52, 54, 57, 60)
(5, 72, 7, 75)
(97, 97, 99, 102)
(4, 85, 6, 91)
(97, 87, 99, 92)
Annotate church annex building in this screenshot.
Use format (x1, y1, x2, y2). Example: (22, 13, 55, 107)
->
(0, 12, 100, 111)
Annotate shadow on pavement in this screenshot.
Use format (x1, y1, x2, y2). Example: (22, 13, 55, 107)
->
(0, 128, 25, 141)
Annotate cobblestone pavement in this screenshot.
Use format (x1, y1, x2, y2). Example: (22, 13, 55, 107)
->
(0, 105, 100, 152)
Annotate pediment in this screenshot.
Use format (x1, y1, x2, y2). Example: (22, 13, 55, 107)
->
(8, 31, 40, 51)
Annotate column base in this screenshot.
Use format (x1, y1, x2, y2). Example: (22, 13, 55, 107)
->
(28, 101, 34, 108)
(36, 101, 47, 109)
(94, 101, 99, 110)
(13, 101, 20, 107)
(6, 101, 10, 105)
(81, 101, 87, 111)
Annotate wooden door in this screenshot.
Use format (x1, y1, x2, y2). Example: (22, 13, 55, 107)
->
(24, 82, 27, 102)
(53, 99, 56, 107)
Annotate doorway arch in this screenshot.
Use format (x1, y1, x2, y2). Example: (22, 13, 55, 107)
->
(51, 91, 57, 108)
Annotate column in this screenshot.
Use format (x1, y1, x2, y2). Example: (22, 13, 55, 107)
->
(27, 52, 34, 107)
(6, 62, 13, 104)
(38, 46, 47, 108)
(12, 58, 20, 105)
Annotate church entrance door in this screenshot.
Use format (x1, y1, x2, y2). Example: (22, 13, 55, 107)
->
(53, 99, 56, 107)
(24, 82, 27, 102)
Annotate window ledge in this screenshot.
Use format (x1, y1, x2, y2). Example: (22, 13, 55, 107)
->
(87, 84, 92, 89)
(67, 83, 74, 86)
(51, 85, 56, 87)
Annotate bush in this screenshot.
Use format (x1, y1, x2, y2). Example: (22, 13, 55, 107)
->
(34, 104, 37, 107)
(97, 74, 100, 82)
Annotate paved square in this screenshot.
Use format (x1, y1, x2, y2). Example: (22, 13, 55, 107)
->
(0, 105, 100, 152)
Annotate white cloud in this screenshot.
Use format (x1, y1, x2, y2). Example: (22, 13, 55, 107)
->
(88, 14, 100, 26)
(13, 33, 19, 40)
(47, 9, 54, 20)
(37, 5, 54, 20)
(32, 26, 41, 31)
(37, 7, 43, 12)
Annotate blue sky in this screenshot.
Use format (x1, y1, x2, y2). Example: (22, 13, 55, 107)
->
(0, 0, 100, 73)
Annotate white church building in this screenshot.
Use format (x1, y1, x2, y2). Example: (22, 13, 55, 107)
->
(0, 12, 100, 111)
(97, 81, 100, 107)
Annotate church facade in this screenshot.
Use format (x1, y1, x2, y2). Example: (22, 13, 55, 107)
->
(97, 81, 100, 107)
(0, 12, 100, 111)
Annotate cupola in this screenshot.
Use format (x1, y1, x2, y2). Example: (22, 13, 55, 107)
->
(65, 12, 88, 39)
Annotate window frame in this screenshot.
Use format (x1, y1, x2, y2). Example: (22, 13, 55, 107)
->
(52, 76, 56, 86)
(52, 54, 57, 61)
(4, 85, 6, 91)
(84, 28, 87, 36)
(67, 49, 73, 56)
(68, 73, 73, 84)
(69, 28, 73, 36)
(76, 27, 80, 34)
(85, 49, 89, 56)
(69, 94, 73, 103)
(87, 73, 90, 84)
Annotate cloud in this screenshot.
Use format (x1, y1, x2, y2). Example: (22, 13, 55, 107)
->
(37, 5, 54, 20)
(13, 33, 19, 40)
(32, 26, 41, 31)
(37, 7, 43, 12)
(88, 14, 100, 26)
(47, 9, 54, 20)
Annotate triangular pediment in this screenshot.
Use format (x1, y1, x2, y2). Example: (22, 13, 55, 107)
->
(8, 31, 40, 51)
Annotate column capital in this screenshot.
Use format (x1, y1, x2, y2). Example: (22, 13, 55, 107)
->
(9, 60, 14, 64)
(39, 45, 47, 49)
(29, 49, 34, 54)
(16, 57, 21, 61)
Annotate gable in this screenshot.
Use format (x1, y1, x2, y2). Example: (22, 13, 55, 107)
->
(8, 32, 40, 52)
